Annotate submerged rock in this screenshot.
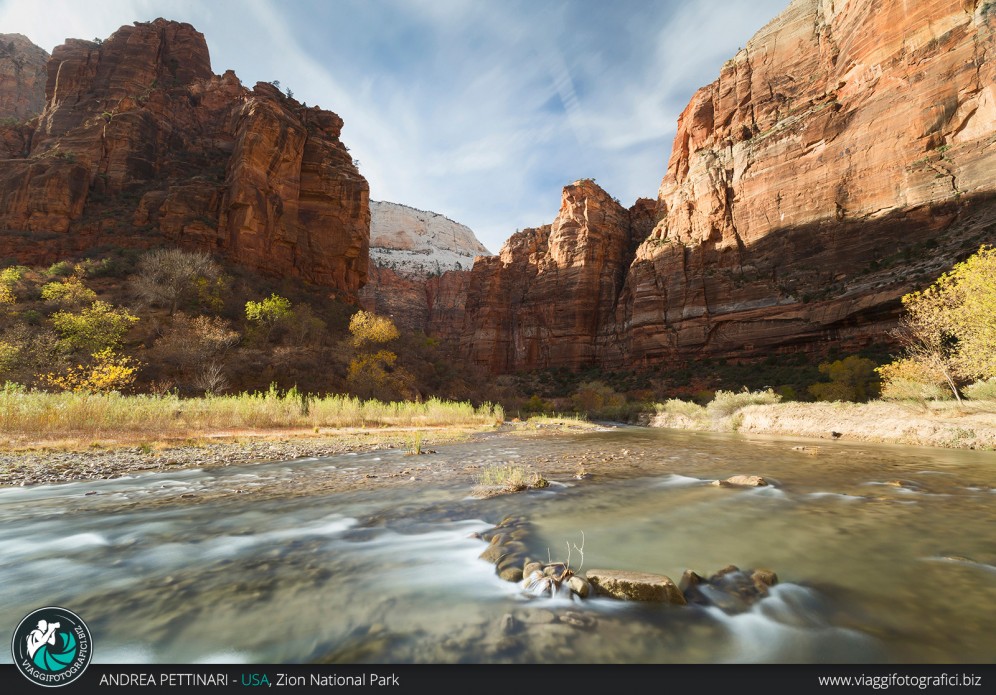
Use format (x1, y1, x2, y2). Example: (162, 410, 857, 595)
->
(681, 564, 780, 613)
(711, 475, 769, 488)
(586, 569, 686, 604)
(567, 575, 591, 598)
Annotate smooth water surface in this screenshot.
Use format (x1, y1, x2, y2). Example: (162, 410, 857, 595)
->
(1, 428, 994, 663)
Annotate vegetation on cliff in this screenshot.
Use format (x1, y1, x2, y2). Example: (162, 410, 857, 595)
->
(0, 248, 492, 406)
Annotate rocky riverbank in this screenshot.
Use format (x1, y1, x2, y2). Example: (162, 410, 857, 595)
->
(0, 419, 603, 488)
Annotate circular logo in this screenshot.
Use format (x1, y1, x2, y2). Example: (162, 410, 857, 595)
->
(11, 607, 92, 687)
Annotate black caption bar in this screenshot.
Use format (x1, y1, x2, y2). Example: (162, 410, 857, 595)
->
(0, 664, 992, 695)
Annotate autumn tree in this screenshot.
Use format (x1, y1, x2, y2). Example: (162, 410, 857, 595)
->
(348, 310, 400, 348)
(39, 348, 142, 394)
(808, 356, 880, 402)
(877, 245, 996, 403)
(345, 310, 412, 399)
(132, 248, 223, 315)
(40, 270, 97, 307)
(0, 266, 25, 305)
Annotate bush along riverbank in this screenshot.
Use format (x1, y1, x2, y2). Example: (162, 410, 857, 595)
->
(652, 390, 996, 450)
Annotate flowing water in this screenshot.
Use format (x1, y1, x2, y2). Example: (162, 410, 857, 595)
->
(1, 427, 994, 664)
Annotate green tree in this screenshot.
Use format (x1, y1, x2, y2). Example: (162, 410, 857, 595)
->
(246, 293, 292, 324)
(51, 301, 139, 353)
(245, 293, 292, 341)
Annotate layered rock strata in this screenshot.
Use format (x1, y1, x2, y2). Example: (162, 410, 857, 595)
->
(457, 180, 656, 372)
(455, 0, 996, 372)
(0, 20, 368, 294)
(359, 201, 489, 333)
(0, 33, 48, 121)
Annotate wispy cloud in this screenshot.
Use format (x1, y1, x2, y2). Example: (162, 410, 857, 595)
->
(0, 0, 789, 252)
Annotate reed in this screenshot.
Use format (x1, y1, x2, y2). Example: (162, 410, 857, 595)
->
(0, 382, 504, 440)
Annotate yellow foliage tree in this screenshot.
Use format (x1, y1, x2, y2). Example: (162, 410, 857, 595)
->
(877, 245, 996, 403)
(348, 310, 400, 348)
(0, 266, 24, 305)
(39, 348, 142, 393)
(345, 311, 411, 399)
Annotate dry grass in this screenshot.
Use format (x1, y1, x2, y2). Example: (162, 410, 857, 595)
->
(0, 384, 504, 447)
(654, 397, 996, 449)
(653, 389, 781, 429)
(472, 463, 549, 498)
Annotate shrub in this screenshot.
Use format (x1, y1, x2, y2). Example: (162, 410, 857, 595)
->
(51, 301, 139, 353)
(0, 266, 25, 304)
(807, 355, 880, 402)
(877, 357, 951, 402)
(245, 293, 292, 326)
(46, 260, 75, 277)
(706, 389, 781, 418)
(132, 248, 222, 314)
(40, 276, 97, 306)
(655, 398, 706, 419)
(38, 348, 142, 393)
(880, 377, 951, 403)
(571, 380, 625, 416)
(964, 378, 996, 402)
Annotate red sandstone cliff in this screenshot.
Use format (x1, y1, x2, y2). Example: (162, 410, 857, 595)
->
(457, 0, 996, 372)
(458, 181, 656, 371)
(0, 33, 48, 121)
(0, 20, 368, 294)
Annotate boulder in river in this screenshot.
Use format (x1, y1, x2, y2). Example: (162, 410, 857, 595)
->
(681, 564, 779, 613)
(586, 569, 686, 604)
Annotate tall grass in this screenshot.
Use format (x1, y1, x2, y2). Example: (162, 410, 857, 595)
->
(0, 383, 504, 439)
(652, 389, 781, 430)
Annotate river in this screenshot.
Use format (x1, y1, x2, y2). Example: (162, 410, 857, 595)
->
(1, 427, 994, 663)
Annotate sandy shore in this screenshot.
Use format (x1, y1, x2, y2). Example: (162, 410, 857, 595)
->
(652, 400, 996, 450)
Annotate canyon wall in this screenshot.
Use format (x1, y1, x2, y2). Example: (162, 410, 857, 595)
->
(359, 201, 490, 333)
(457, 181, 656, 371)
(456, 0, 996, 372)
(0, 33, 48, 121)
(0, 20, 368, 295)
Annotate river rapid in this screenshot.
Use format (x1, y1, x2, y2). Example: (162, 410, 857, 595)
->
(1, 427, 994, 664)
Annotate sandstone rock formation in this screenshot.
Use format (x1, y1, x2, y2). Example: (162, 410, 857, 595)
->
(618, 0, 996, 366)
(456, 0, 996, 372)
(0, 33, 48, 121)
(0, 20, 368, 295)
(359, 201, 490, 333)
(456, 180, 656, 372)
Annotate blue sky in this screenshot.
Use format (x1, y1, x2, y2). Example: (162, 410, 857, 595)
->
(0, 0, 788, 253)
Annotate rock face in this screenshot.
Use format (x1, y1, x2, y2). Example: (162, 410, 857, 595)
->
(457, 180, 656, 372)
(0, 34, 48, 121)
(0, 20, 368, 295)
(359, 201, 490, 332)
(586, 569, 687, 604)
(456, 0, 996, 372)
